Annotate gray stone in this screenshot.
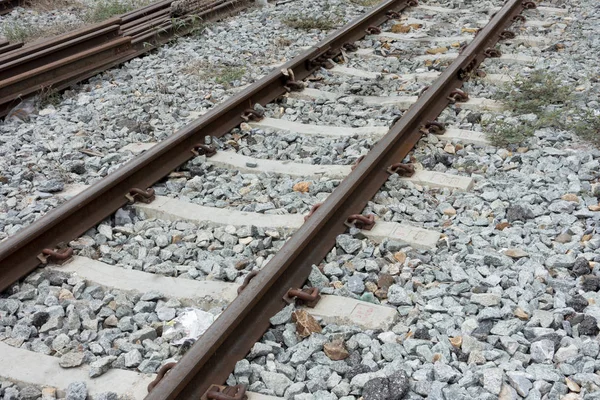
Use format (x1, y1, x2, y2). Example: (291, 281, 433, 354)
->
(506, 371, 533, 397)
(66, 381, 87, 400)
(483, 368, 503, 395)
(60, 352, 86, 368)
(20, 385, 41, 400)
(553, 344, 578, 362)
(124, 349, 143, 367)
(545, 254, 575, 269)
(260, 371, 292, 396)
(95, 392, 118, 400)
(270, 303, 294, 325)
(387, 284, 412, 306)
(130, 327, 157, 343)
(433, 363, 458, 383)
(347, 275, 365, 294)
(530, 339, 554, 363)
(471, 293, 501, 307)
(336, 235, 362, 254)
(38, 179, 64, 193)
(89, 356, 116, 378)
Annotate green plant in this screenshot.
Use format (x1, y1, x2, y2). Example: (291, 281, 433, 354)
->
(486, 70, 598, 147)
(1, 21, 42, 42)
(350, 0, 380, 6)
(38, 86, 63, 108)
(182, 62, 246, 88)
(85, 0, 148, 23)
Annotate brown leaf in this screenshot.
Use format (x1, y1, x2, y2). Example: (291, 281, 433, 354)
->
(292, 310, 322, 338)
(293, 182, 311, 193)
(449, 336, 462, 348)
(495, 222, 511, 231)
(514, 307, 529, 320)
(391, 24, 411, 33)
(426, 47, 448, 55)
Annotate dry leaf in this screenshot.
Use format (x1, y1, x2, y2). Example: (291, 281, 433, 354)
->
(391, 24, 411, 33)
(293, 182, 311, 193)
(426, 47, 448, 55)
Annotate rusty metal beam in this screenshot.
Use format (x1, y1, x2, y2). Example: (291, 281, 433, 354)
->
(144, 0, 526, 398)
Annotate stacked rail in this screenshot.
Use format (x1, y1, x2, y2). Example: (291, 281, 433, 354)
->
(0, 0, 249, 117)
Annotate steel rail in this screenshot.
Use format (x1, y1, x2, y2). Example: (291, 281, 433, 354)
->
(0, 0, 409, 291)
(144, 0, 527, 398)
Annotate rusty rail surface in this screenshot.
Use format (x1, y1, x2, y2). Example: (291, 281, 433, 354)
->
(0, 0, 19, 15)
(0, 0, 249, 117)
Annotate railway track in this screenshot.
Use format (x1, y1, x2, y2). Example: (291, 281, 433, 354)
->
(0, 0, 251, 117)
(2, 0, 598, 399)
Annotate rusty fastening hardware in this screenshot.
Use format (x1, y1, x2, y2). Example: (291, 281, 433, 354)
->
(365, 26, 381, 35)
(205, 384, 248, 400)
(387, 163, 415, 177)
(304, 203, 322, 221)
(351, 155, 365, 171)
(126, 188, 155, 204)
(342, 42, 358, 52)
(513, 14, 526, 23)
(522, 1, 536, 9)
(386, 10, 401, 19)
(447, 89, 469, 104)
(346, 214, 376, 231)
(499, 30, 516, 40)
(37, 247, 73, 265)
(407, 0, 418, 6)
(283, 287, 321, 307)
(191, 144, 216, 157)
(308, 50, 336, 70)
(458, 59, 477, 80)
(484, 48, 502, 58)
(240, 108, 264, 122)
(475, 69, 487, 78)
(282, 68, 304, 92)
(237, 270, 259, 294)
(147, 362, 176, 392)
(418, 86, 430, 97)
(422, 120, 446, 135)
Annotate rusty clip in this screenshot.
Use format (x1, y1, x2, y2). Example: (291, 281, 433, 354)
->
(387, 163, 415, 176)
(365, 26, 381, 35)
(351, 155, 365, 171)
(205, 384, 248, 400)
(475, 69, 487, 78)
(283, 287, 321, 307)
(422, 121, 446, 135)
(191, 144, 217, 157)
(308, 49, 336, 69)
(283, 68, 304, 92)
(126, 188, 155, 204)
(37, 247, 73, 265)
(522, 1, 536, 9)
(240, 108, 264, 122)
(447, 89, 469, 104)
(499, 30, 516, 40)
(407, 0, 418, 6)
(147, 362, 176, 392)
(484, 48, 502, 58)
(345, 214, 376, 231)
(342, 42, 358, 52)
(512, 15, 526, 23)
(237, 270, 259, 294)
(304, 203, 322, 221)
(386, 10, 401, 19)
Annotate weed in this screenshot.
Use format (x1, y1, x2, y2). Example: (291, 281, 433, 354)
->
(274, 37, 292, 48)
(350, 0, 380, 6)
(85, 0, 149, 23)
(486, 70, 598, 147)
(282, 15, 341, 31)
(1, 20, 81, 42)
(23, 0, 81, 11)
(182, 61, 245, 87)
(38, 86, 63, 108)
